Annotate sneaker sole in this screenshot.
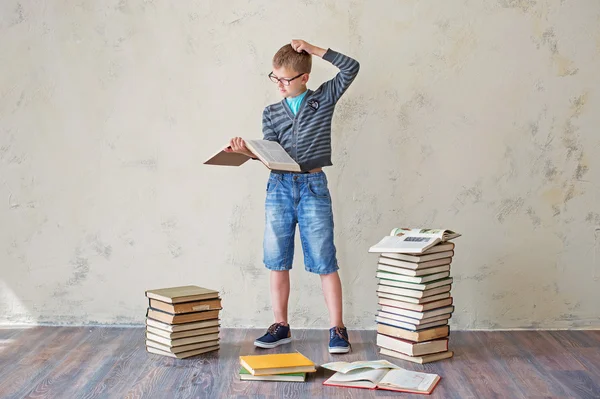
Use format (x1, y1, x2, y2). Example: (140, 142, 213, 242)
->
(328, 346, 350, 354)
(253, 337, 292, 349)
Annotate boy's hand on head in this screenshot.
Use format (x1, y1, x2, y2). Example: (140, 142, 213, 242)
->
(291, 39, 326, 58)
(291, 39, 312, 53)
(225, 137, 254, 158)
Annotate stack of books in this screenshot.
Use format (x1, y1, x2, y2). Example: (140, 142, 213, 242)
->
(238, 352, 316, 382)
(369, 228, 460, 364)
(144, 285, 222, 359)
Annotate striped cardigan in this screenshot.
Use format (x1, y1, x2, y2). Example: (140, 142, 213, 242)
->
(262, 49, 360, 172)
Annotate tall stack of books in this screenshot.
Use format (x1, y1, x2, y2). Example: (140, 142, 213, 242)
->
(145, 285, 222, 359)
(368, 228, 460, 364)
(238, 352, 316, 382)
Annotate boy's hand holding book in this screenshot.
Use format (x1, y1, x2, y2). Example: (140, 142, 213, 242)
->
(225, 137, 255, 159)
(206, 139, 301, 172)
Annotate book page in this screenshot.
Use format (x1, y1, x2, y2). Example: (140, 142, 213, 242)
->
(390, 228, 461, 241)
(321, 360, 400, 373)
(369, 235, 439, 253)
(377, 368, 439, 392)
(326, 368, 388, 388)
(246, 140, 299, 166)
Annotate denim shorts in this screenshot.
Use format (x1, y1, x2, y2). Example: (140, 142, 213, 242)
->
(263, 171, 338, 275)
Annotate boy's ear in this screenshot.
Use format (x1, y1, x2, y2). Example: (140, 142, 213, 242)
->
(302, 73, 310, 85)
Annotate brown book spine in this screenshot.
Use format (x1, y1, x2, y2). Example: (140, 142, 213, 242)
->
(150, 298, 222, 314)
(376, 324, 449, 342)
(148, 308, 220, 324)
(379, 348, 454, 364)
(379, 298, 454, 312)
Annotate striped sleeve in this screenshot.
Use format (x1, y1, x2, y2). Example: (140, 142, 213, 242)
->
(320, 49, 360, 103)
(262, 107, 278, 142)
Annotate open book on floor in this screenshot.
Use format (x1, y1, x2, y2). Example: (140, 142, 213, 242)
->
(321, 360, 440, 394)
(369, 228, 461, 254)
(204, 139, 301, 172)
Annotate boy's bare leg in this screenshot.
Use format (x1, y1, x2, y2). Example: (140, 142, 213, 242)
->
(271, 270, 290, 325)
(320, 271, 344, 328)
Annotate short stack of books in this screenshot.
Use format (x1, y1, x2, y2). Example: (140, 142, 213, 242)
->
(369, 228, 460, 364)
(239, 352, 316, 382)
(145, 285, 222, 359)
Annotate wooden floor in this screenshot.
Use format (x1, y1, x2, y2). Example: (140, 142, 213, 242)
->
(0, 327, 599, 398)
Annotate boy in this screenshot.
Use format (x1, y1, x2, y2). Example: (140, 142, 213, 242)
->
(226, 39, 359, 353)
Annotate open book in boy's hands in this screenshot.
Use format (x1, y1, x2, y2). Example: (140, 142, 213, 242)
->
(322, 360, 440, 394)
(204, 139, 301, 172)
(369, 228, 461, 254)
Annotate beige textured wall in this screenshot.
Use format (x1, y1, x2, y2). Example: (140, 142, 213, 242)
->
(1, 0, 599, 329)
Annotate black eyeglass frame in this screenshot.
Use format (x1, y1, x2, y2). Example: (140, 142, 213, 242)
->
(268, 72, 305, 86)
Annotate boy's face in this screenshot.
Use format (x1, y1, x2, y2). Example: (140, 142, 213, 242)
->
(271, 66, 309, 98)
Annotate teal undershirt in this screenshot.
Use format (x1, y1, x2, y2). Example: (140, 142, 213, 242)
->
(285, 90, 308, 116)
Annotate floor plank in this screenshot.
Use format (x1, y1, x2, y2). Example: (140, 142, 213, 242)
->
(0, 326, 23, 340)
(0, 327, 90, 399)
(551, 370, 600, 399)
(0, 327, 598, 398)
(0, 327, 62, 371)
(570, 347, 600, 378)
(20, 328, 128, 399)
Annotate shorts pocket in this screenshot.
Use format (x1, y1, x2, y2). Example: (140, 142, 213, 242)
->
(308, 180, 330, 199)
(266, 177, 280, 194)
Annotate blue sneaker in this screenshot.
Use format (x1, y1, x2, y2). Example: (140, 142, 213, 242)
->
(329, 326, 351, 354)
(254, 322, 292, 348)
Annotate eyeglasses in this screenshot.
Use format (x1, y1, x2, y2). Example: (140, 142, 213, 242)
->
(268, 72, 304, 86)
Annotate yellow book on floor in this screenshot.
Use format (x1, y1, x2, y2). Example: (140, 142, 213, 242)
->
(239, 352, 317, 376)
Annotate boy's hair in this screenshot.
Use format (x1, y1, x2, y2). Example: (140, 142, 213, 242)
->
(272, 44, 312, 74)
